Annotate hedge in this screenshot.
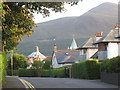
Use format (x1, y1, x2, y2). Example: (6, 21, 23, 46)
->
(72, 60, 101, 79)
(18, 67, 69, 78)
(19, 69, 35, 77)
(100, 56, 120, 73)
(7, 70, 19, 76)
(35, 69, 50, 77)
(52, 67, 66, 78)
(0, 52, 6, 83)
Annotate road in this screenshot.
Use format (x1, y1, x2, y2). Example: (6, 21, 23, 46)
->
(20, 77, 118, 88)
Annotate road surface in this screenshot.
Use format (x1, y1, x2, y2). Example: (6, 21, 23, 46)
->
(20, 77, 118, 88)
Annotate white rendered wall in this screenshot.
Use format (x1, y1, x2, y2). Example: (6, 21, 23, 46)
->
(86, 49, 98, 60)
(52, 53, 59, 68)
(118, 43, 120, 56)
(107, 43, 119, 59)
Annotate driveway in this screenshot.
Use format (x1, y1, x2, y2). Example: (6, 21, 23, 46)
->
(20, 77, 118, 88)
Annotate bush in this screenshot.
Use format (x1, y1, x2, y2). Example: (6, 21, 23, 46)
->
(72, 60, 101, 79)
(100, 56, 120, 73)
(0, 52, 6, 84)
(7, 70, 18, 76)
(32, 61, 43, 69)
(18, 67, 69, 78)
(43, 60, 51, 69)
(52, 67, 66, 78)
(7, 53, 27, 70)
(19, 69, 35, 77)
(35, 69, 50, 77)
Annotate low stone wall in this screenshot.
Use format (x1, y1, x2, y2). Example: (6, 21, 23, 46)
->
(101, 72, 120, 86)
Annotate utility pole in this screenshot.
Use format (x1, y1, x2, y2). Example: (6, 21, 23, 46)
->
(10, 50, 13, 76)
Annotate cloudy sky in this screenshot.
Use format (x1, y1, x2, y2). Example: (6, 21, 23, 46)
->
(33, 0, 119, 23)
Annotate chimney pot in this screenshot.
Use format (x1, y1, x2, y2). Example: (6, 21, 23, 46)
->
(96, 32, 103, 37)
(116, 24, 120, 27)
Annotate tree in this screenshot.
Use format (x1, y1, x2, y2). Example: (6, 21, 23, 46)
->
(43, 60, 51, 69)
(2, 2, 79, 52)
(32, 61, 43, 69)
(7, 53, 27, 70)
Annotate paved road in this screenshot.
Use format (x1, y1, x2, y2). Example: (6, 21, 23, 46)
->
(20, 77, 118, 88)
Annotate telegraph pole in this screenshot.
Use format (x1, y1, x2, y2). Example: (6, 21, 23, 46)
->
(10, 50, 13, 76)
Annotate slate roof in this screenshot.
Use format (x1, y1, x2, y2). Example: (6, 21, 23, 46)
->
(95, 29, 120, 44)
(54, 50, 80, 64)
(77, 36, 98, 49)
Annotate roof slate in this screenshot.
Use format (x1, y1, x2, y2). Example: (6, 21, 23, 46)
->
(95, 29, 120, 44)
(55, 50, 80, 64)
(77, 36, 98, 49)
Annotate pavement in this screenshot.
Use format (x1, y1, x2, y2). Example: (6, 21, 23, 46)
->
(2, 76, 26, 89)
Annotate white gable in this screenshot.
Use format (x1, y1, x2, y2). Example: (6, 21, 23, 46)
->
(52, 53, 59, 68)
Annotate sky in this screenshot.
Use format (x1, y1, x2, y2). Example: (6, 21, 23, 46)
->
(33, 0, 119, 23)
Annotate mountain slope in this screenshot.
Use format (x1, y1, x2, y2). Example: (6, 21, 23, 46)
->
(22, 2, 118, 42)
(17, 2, 118, 56)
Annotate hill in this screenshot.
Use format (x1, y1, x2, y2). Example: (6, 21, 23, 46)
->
(16, 2, 118, 56)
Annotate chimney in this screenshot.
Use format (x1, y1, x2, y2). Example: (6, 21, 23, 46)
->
(115, 24, 120, 28)
(53, 39, 57, 51)
(95, 32, 103, 41)
(54, 43, 57, 51)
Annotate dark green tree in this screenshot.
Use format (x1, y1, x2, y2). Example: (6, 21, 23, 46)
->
(2, 2, 79, 52)
(43, 60, 51, 69)
(32, 60, 43, 69)
(7, 53, 27, 70)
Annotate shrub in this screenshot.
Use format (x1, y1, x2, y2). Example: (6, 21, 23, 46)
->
(43, 60, 51, 69)
(0, 52, 6, 84)
(18, 67, 69, 78)
(72, 60, 101, 79)
(100, 56, 120, 73)
(34, 69, 50, 77)
(7, 70, 18, 76)
(52, 67, 66, 78)
(32, 61, 43, 69)
(7, 53, 27, 70)
(40, 69, 50, 77)
(19, 69, 35, 77)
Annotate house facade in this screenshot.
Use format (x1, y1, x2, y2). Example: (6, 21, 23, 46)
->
(94, 24, 120, 61)
(77, 32, 103, 61)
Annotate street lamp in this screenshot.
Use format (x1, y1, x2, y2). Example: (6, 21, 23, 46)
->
(10, 50, 13, 76)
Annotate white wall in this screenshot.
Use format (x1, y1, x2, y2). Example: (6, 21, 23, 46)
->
(52, 53, 59, 68)
(118, 43, 120, 56)
(86, 49, 98, 60)
(107, 43, 119, 59)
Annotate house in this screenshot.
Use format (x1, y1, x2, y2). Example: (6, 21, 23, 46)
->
(27, 46, 46, 68)
(93, 24, 120, 61)
(77, 32, 103, 61)
(52, 37, 80, 68)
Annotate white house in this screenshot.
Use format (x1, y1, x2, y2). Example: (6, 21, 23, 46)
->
(94, 24, 120, 61)
(77, 32, 103, 61)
